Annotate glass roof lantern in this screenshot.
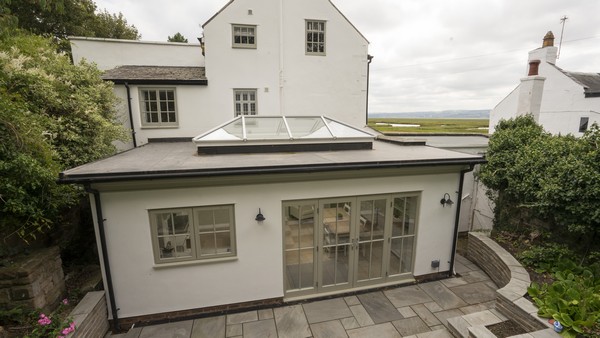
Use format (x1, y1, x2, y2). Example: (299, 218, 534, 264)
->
(193, 116, 376, 155)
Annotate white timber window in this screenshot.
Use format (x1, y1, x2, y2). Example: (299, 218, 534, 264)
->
(306, 20, 326, 55)
(234, 89, 257, 117)
(149, 205, 236, 264)
(232, 24, 256, 48)
(140, 88, 178, 127)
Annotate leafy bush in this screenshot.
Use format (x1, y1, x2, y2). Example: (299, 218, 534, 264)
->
(518, 243, 575, 273)
(528, 268, 600, 337)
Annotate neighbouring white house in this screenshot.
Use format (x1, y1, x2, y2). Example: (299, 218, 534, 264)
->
(61, 0, 487, 331)
(70, 0, 369, 150)
(490, 31, 600, 135)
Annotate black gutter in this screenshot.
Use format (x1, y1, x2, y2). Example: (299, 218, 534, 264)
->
(58, 158, 487, 184)
(107, 79, 208, 86)
(448, 163, 476, 277)
(365, 54, 373, 125)
(124, 83, 137, 148)
(84, 185, 120, 333)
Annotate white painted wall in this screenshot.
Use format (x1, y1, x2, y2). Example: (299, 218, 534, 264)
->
(202, 0, 368, 125)
(95, 170, 461, 318)
(70, 38, 204, 70)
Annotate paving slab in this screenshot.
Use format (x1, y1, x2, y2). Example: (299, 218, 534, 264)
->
(310, 320, 347, 338)
(344, 295, 361, 306)
(139, 320, 193, 338)
(410, 304, 441, 327)
(424, 301, 442, 313)
(340, 316, 360, 330)
(302, 298, 352, 324)
(227, 311, 258, 325)
(243, 319, 277, 338)
(391, 316, 430, 336)
(530, 328, 561, 338)
(450, 281, 497, 304)
(397, 306, 417, 318)
(462, 310, 502, 326)
(384, 285, 433, 308)
(358, 291, 403, 324)
(347, 322, 401, 338)
(433, 309, 464, 327)
(419, 281, 468, 310)
(459, 301, 495, 315)
(461, 270, 490, 283)
(258, 309, 274, 320)
(226, 324, 242, 337)
(414, 328, 453, 337)
(191, 316, 225, 338)
(273, 304, 311, 338)
(440, 277, 468, 288)
(349, 304, 375, 326)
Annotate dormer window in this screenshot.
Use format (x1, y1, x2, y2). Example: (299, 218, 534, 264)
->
(232, 24, 256, 49)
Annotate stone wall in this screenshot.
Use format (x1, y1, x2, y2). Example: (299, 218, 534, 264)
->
(67, 291, 109, 338)
(467, 232, 548, 333)
(0, 246, 65, 311)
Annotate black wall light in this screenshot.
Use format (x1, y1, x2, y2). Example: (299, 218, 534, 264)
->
(440, 193, 454, 207)
(255, 208, 266, 222)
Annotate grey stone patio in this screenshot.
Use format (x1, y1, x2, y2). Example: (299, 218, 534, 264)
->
(108, 255, 503, 338)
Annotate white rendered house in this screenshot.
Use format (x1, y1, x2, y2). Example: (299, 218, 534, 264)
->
(490, 31, 600, 135)
(70, 0, 369, 150)
(59, 116, 485, 330)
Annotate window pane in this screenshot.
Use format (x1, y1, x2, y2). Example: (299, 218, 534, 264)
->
(214, 208, 231, 231)
(168, 113, 176, 122)
(150, 112, 158, 123)
(196, 209, 214, 232)
(159, 91, 167, 100)
(150, 102, 157, 111)
(215, 232, 231, 253)
(160, 102, 167, 111)
(161, 112, 168, 122)
(149, 91, 157, 100)
(199, 233, 216, 256)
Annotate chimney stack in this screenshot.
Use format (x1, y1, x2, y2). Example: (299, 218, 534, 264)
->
(528, 60, 541, 76)
(542, 31, 555, 47)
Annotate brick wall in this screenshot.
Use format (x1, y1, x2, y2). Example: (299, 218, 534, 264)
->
(67, 291, 109, 338)
(0, 246, 65, 311)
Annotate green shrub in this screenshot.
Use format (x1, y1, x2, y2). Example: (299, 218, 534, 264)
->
(518, 243, 575, 273)
(528, 268, 600, 337)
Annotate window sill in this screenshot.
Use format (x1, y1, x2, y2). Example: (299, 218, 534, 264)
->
(153, 256, 238, 269)
(140, 125, 179, 129)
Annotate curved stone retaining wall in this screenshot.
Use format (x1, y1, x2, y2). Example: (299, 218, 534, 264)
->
(467, 232, 548, 333)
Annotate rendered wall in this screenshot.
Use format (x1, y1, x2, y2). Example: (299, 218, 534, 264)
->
(70, 38, 204, 70)
(93, 171, 462, 318)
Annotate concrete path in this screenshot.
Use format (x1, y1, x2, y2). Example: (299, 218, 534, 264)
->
(107, 255, 502, 338)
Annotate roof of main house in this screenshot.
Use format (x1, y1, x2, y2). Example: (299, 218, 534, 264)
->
(58, 139, 485, 184)
(101, 66, 207, 85)
(553, 65, 600, 97)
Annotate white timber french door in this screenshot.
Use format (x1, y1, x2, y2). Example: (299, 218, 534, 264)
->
(283, 194, 419, 298)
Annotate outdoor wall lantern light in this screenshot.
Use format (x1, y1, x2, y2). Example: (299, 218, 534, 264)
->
(440, 193, 454, 207)
(255, 208, 266, 222)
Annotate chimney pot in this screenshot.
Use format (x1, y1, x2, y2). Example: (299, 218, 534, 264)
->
(528, 60, 541, 76)
(542, 31, 555, 47)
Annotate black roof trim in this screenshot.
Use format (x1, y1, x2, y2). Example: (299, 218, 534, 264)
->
(58, 157, 486, 184)
(109, 79, 208, 86)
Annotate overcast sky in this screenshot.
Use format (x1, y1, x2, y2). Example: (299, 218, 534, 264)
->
(94, 0, 600, 114)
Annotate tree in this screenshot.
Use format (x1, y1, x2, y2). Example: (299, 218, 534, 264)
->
(168, 32, 188, 43)
(4, 0, 140, 40)
(0, 30, 127, 250)
(479, 115, 600, 253)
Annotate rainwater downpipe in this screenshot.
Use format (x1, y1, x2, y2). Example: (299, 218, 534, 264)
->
(365, 54, 373, 125)
(124, 82, 137, 148)
(84, 185, 120, 332)
(448, 164, 475, 277)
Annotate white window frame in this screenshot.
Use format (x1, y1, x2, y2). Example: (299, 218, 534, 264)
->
(234, 89, 257, 117)
(139, 88, 178, 128)
(306, 20, 326, 55)
(232, 24, 257, 49)
(149, 205, 236, 265)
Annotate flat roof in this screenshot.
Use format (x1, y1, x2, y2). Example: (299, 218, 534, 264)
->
(58, 140, 485, 184)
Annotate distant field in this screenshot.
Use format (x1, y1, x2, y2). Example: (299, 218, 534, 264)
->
(368, 118, 489, 134)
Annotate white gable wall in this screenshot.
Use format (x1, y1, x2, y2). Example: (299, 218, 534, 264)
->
(96, 171, 461, 318)
(203, 0, 282, 119)
(282, 0, 368, 126)
(70, 38, 204, 70)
